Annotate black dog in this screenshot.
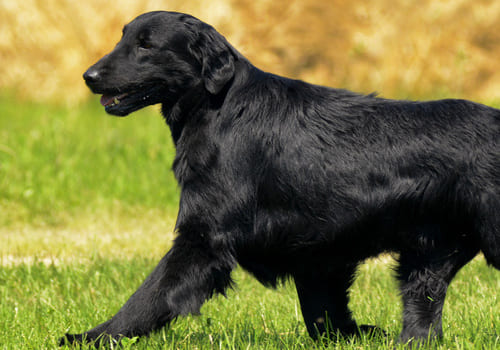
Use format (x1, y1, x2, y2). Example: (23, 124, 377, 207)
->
(66, 11, 499, 345)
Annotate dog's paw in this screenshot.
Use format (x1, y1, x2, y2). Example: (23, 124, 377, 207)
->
(59, 333, 84, 346)
(59, 332, 120, 348)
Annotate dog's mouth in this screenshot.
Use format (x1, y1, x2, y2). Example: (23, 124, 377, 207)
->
(97, 86, 164, 116)
(100, 93, 130, 108)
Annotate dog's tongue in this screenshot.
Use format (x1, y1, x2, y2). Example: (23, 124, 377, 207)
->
(100, 95, 115, 107)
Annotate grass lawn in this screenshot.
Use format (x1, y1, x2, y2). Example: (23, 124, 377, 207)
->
(1, 256, 498, 349)
(0, 97, 499, 349)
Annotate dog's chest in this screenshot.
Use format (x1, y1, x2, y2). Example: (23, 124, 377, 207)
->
(172, 125, 219, 186)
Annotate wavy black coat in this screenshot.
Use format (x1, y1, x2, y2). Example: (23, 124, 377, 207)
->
(67, 11, 500, 345)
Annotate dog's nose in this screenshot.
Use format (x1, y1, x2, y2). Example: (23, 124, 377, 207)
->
(83, 68, 101, 83)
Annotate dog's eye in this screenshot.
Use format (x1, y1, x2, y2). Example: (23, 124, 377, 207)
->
(139, 40, 153, 49)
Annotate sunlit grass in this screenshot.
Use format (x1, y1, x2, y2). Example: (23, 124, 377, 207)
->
(1, 96, 179, 262)
(0, 256, 498, 349)
(0, 96, 178, 230)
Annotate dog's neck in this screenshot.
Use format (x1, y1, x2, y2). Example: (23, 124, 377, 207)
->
(162, 82, 229, 145)
(162, 59, 253, 145)
(161, 85, 203, 144)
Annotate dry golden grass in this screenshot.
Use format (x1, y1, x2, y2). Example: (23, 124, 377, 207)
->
(1, 206, 177, 263)
(1, 0, 499, 105)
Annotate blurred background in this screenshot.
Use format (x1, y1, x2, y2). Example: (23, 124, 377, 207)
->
(1, 0, 499, 259)
(1, 0, 500, 105)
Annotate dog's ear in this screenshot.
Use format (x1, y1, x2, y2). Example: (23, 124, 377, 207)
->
(189, 25, 235, 95)
(202, 45, 235, 95)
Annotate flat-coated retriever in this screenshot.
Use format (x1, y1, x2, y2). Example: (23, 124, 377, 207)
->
(65, 11, 499, 346)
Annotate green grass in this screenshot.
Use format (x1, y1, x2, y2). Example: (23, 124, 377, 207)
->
(1, 97, 499, 349)
(1, 256, 499, 349)
(0, 95, 179, 260)
(0, 95, 179, 229)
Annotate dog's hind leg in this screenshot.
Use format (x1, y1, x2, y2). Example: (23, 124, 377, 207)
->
(396, 242, 477, 344)
(294, 263, 378, 340)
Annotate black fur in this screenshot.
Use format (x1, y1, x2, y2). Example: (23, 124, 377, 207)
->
(66, 11, 499, 346)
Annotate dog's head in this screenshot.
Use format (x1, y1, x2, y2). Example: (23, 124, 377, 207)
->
(83, 11, 236, 116)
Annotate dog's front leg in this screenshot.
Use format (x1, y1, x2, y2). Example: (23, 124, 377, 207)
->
(60, 232, 235, 346)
